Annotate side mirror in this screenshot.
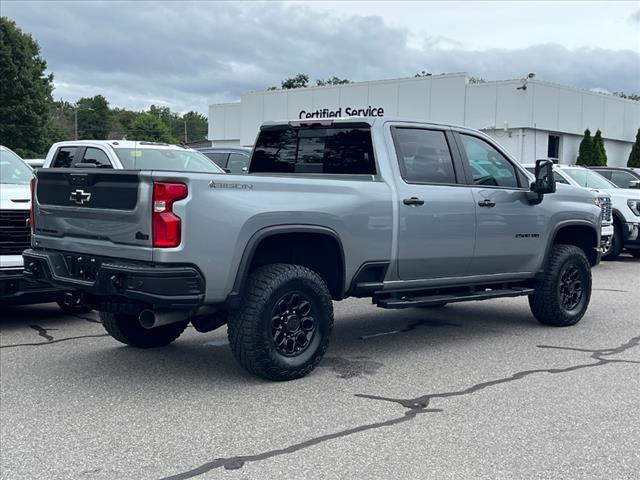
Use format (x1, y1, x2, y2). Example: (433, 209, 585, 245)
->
(531, 159, 556, 195)
(629, 180, 640, 189)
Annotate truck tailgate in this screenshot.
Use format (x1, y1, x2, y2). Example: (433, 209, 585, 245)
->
(33, 169, 153, 261)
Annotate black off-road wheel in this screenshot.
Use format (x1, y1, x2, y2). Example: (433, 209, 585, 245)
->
(100, 312, 188, 348)
(602, 223, 623, 260)
(528, 245, 592, 326)
(227, 263, 333, 381)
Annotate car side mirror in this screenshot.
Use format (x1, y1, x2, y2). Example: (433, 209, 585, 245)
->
(531, 159, 556, 195)
(629, 180, 640, 189)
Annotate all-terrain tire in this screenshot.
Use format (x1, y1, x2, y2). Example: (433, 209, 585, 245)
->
(227, 263, 333, 381)
(100, 312, 188, 348)
(528, 245, 592, 326)
(602, 223, 623, 260)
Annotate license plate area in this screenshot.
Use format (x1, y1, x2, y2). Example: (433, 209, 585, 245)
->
(63, 254, 102, 282)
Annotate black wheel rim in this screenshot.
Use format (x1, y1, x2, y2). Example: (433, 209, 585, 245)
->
(271, 291, 316, 357)
(559, 265, 584, 311)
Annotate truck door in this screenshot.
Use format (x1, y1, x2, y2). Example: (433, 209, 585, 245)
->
(454, 132, 543, 275)
(392, 127, 476, 280)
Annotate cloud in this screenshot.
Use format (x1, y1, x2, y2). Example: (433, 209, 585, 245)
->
(3, 1, 638, 114)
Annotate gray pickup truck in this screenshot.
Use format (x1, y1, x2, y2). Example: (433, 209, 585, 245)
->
(24, 118, 604, 380)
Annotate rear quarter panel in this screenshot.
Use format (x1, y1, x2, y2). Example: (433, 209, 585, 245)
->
(151, 172, 394, 302)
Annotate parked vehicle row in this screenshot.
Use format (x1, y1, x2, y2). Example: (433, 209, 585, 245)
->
(4, 118, 639, 381)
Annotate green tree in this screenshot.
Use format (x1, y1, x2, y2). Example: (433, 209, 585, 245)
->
(628, 128, 640, 168)
(281, 73, 309, 89)
(414, 70, 432, 78)
(576, 129, 597, 166)
(76, 95, 111, 139)
(0, 17, 55, 156)
(316, 76, 351, 86)
(593, 129, 607, 166)
(129, 113, 174, 143)
(181, 111, 208, 143)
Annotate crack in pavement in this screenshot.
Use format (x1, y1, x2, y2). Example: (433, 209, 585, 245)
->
(592, 288, 629, 293)
(360, 318, 463, 340)
(160, 335, 640, 479)
(29, 324, 56, 342)
(1, 323, 109, 349)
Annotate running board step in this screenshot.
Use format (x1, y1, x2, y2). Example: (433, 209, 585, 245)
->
(376, 287, 535, 309)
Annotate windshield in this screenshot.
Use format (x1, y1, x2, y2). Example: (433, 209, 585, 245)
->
(563, 168, 617, 189)
(0, 148, 32, 185)
(114, 148, 223, 173)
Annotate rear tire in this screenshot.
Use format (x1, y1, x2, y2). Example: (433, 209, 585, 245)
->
(528, 245, 591, 326)
(100, 312, 188, 348)
(602, 223, 623, 260)
(228, 263, 333, 381)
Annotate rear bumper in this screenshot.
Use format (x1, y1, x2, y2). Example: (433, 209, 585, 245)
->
(0, 268, 65, 305)
(23, 249, 205, 309)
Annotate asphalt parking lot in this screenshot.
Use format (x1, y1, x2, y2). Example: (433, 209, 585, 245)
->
(1, 257, 638, 480)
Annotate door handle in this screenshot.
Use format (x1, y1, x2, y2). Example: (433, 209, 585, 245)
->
(403, 197, 425, 206)
(478, 199, 496, 208)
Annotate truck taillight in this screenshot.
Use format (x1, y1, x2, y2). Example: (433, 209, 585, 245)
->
(28, 177, 36, 233)
(152, 182, 187, 248)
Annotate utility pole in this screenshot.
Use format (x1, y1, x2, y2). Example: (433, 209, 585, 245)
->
(74, 105, 94, 140)
(184, 119, 188, 144)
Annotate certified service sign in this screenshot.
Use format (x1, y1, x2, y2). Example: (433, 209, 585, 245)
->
(298, 106, 384, 119)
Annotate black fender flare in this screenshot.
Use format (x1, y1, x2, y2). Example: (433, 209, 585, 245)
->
(225, 225, 346, 309)
(542, 220, 600, 270)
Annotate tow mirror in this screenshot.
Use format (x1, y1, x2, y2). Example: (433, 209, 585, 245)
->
(531, 159, 556, 195)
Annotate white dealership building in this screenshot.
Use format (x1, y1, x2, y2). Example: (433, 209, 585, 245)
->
(208, 73, 640, 166)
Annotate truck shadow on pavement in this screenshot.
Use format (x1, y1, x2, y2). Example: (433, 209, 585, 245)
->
(2, 300, 590, 385)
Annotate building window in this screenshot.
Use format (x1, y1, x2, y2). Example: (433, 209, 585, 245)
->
(547, 134, 560, 159)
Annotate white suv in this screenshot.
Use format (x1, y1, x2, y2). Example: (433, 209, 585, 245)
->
(523, 163, 615, 256)
(525, 163, 640, 259)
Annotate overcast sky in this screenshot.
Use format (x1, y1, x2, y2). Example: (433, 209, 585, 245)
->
(3, 0, 639, 114)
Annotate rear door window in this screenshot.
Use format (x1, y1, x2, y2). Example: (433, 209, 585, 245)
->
(227, 153, 249, 174)
(203, 152, 229, 168)
(250, 125, 376, 175)
(610, 170, 637, 189)
(51, 147, 79, 168)
(82, 147, 112, 168)
(392, 128, 457, 184)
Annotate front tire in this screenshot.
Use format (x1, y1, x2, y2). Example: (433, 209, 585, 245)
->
(528, 245, 591, 326)
(100, 312, 188, 348)
(602, 223, 623, 260)
(228, 264, 333, 381)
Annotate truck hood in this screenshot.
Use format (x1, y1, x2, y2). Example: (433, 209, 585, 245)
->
(0, 183, 31, 210)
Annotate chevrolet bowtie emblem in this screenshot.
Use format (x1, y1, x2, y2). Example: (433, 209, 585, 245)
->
(69, 189, 92, 205)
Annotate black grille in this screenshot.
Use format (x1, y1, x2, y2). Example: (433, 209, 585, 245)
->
(0, 210, 31, 255)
